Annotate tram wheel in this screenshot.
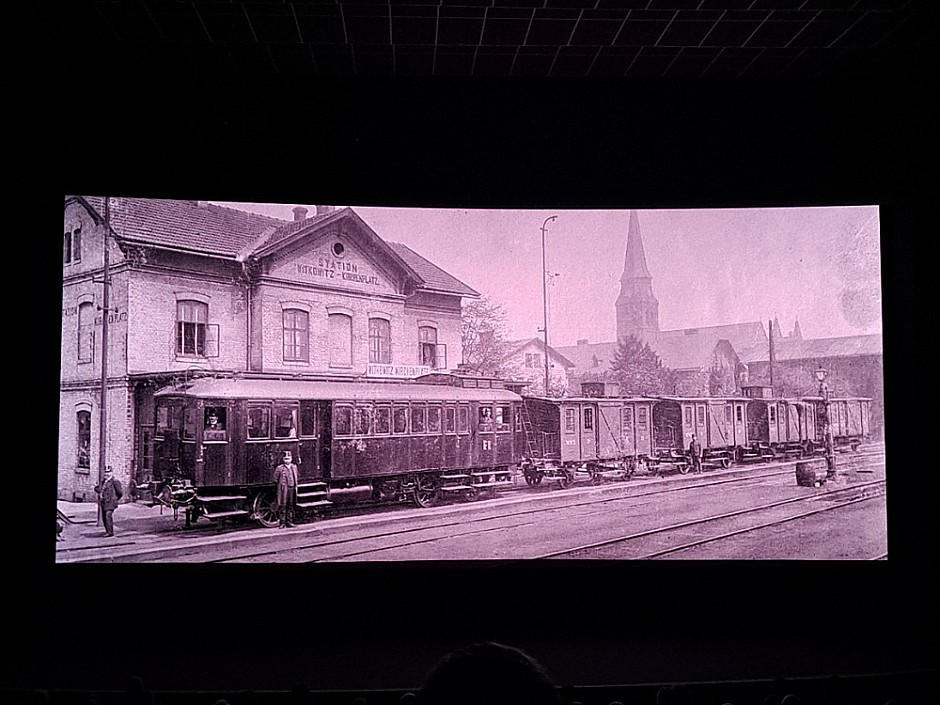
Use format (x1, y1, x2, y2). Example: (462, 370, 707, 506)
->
(252, 490, 280, 528)
(413, 475, 440, 508)
(677, 462, 691, 475)
(720, 457, 732, 469)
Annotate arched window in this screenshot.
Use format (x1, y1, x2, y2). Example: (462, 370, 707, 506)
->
(283, 309, 309, 362)
(369, 318, 391, 364)
(78, 302, 94, 363)
(177, 300, 208, 356)
(329, 313, 352, 367)
(77, 410, 91, 468)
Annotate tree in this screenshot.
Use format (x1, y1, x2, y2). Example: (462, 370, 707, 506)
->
(609, 335, 675, 395)
(461, 296, 511, 375)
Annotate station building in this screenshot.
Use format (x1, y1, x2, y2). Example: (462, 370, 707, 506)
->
(59, 197, 478, 501)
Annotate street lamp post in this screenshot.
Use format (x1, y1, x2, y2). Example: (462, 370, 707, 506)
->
(815, 366, 836, 478)
(540, 215, 557, 396)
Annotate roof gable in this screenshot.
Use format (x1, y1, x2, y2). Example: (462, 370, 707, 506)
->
(503, 338, 575, 368)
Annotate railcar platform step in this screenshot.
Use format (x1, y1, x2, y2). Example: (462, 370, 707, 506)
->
(297, 500, 333, 508)
(204, 509, 250, 519)
(473, 481, 511, 488)
(441, 473, 471, 480)
(440, 485, 474, 492)
(197, 494, 248, 502)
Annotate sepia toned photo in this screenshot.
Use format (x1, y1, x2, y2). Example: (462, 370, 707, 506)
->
(56, 198, 885, 563)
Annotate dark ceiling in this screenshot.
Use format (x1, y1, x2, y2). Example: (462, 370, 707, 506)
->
(35, 0, 936, 78)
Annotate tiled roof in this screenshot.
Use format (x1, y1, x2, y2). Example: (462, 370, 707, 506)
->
(387, 242, 479, 298)
(69, 196, 287, 258)
(66, 197, 477, 297)
(740, 334, 883, 363)
(502, 338, 575, 369)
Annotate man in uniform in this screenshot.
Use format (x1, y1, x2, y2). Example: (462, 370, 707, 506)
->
(689, 434, 703, 474)
(94, 467, 123, 537)
(273, 451, 299, 528)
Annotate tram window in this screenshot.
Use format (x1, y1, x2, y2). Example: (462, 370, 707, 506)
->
(684, 407, 692, 426)
(393, 406, 409, 434)
(478, 380, 492, 389)
(374, 406, 391, 435)
(564, 409, 576, 433)
(204, 407, 227, 441)
(623, 407, 633, 426)
(458, 406, 469, 433)
(354, 407, 372, 436)
(736, 406, 743, 423)
(411, 406, 426, 433)
(496, 405, 511, 430)
(479, 406, 494, 428)
(247, 407, 270, 439)
(334, 407, 353, 436)
(427, 406, 441, 433)
(156, 406, 169, 432)
(300, 401, 316, 437)
(726, 405, 732, 423)
(183, 408, 196, 440)
(514, 408, 522, 432)
(638, 408, 648, 427)
(445, 406, 456, 433)
(463, 379, 478, 389)
(769, 405, 776, 424)
(274, 406, 298, 438)
(697, 406, 705, 425)
(583, 408, 594, 431)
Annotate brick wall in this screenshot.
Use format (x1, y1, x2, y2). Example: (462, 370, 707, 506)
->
(58, 381, 134, 501)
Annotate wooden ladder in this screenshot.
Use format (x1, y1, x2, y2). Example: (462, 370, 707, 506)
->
(519, 403, 541, 459)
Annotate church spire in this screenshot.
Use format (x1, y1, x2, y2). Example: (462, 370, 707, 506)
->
(616, 210, 659, 340)
(621, 209, 652, 280)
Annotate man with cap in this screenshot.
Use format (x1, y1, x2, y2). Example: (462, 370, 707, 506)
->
(273, 451, 299, 528)
(94, 467, 123, 537)
(689, 434, 703, 474)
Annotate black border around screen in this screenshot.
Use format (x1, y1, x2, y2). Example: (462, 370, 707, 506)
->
(15, 70, 938, 692)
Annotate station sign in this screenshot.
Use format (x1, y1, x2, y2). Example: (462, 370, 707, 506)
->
(366, 364, 431, 379)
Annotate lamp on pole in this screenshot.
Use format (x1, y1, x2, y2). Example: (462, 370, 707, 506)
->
(815, 365, 835, 478)
(540, 215, 557, 396)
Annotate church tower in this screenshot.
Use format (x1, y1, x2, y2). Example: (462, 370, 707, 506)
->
(616, 210, 660, 340)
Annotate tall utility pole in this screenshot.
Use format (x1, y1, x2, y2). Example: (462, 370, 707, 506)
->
(540, 215, 557, 396)
(97, 197, 111, 524)
(768, 318, 775, 393)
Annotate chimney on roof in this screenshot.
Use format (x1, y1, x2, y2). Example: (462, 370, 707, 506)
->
(292, 206, 308, 222)
(195, 201, 209, 208)
(316, 205, 336, 216)
(577, 339, 589, 346)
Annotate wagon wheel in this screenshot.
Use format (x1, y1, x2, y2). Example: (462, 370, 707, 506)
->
(463, 486, 480, 501)
(524, 472, 535, 485)
(557, 471, 573, 489)
(532, 473, 543, 485)
(413, 475, 440, 508)
(252, 489, 280, 528)
(677, 462, 691, 475)
(720, 457, 732, 469)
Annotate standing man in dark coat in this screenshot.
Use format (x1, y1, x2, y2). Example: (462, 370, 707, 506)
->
(94, 467, 123, 537)
(273, 451, 298, 528)
(689, 434, 703, 474)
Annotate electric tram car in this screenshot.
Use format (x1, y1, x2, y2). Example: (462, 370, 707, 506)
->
(147, 374, 524, 527)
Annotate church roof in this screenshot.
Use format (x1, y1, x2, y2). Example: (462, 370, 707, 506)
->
(621, 210, 652, 280)
(557, 321, 767, 373)
(740, 333, 883, 363)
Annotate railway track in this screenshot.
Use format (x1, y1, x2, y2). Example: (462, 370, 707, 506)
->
(537, 478, 886, 559)
(210, 454, 885, 564)
(57, 449, 885, 563)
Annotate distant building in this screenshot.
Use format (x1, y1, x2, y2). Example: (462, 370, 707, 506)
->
(741, 333, 885, 438)
(558, 210, 881, 427)
(60, 197, 478, 501)
(498, 338, 574, 396)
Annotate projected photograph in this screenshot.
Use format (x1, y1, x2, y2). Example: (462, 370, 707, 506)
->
(57, 198, 885, 563)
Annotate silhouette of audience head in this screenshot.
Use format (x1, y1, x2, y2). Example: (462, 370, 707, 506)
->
(418, 642, 562, 705)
